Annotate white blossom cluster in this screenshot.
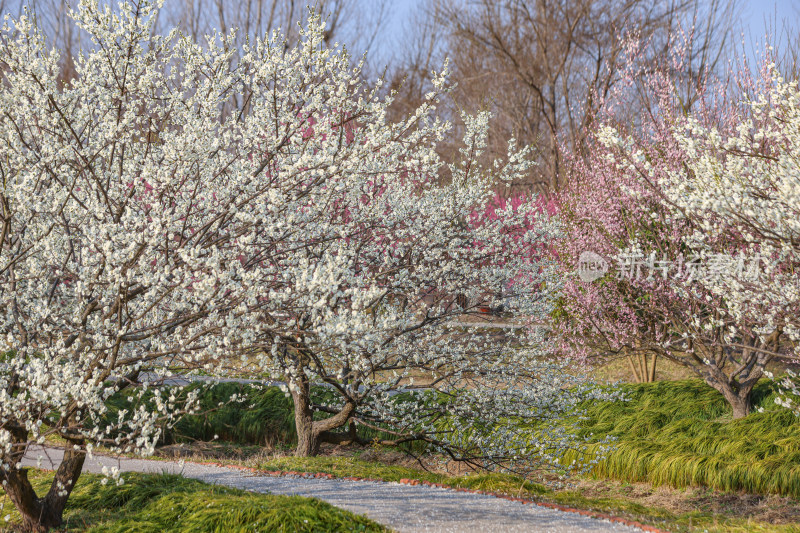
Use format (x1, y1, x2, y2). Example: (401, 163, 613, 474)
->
(0, 0, 242, 479)
(0, 0, 601, 494)
(662, 77, 800, 336)
(353, 333, 620, 479)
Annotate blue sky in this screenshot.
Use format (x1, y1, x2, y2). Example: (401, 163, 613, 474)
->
(743, 0, 797, 43)
(745, 0, 796, 29)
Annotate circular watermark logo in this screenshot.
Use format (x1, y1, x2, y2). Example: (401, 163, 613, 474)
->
(577, 251, 609, 282)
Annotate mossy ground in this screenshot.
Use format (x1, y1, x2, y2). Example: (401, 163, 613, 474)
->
(0, 469, 386, 532)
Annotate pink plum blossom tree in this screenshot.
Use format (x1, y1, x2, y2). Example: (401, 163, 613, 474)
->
(557, 38, 799, 417)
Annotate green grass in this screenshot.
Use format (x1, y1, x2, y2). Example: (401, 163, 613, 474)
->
(100, 378, 800, 532)
(11, 377, 798, 533)
(169, 383, 297, 447)
(106, 382, 423, 453)
(0, 469, 386, 532)
(564, 379, 800, 499)
(258, 454, 548, 495)
(103, 382, 296, 448)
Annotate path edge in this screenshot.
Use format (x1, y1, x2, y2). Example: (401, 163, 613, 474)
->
(192, 460, 671, 533)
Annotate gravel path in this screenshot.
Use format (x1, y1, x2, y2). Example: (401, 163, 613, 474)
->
(21, 447, 645, 533)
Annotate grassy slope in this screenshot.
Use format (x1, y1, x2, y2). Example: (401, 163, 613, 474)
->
(163, 380, 800, 500)
(0, 470, 385, 532)
(566, 380, 800, 498)
(100, 379, 800, 532)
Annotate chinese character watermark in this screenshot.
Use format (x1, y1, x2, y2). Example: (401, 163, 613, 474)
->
(577, 250, 776, 284)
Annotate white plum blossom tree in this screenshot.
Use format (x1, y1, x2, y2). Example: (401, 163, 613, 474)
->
(0, 0, 606, 529)
(654, 67, 800, 414)
(0, 0, 320, 528)
(219, 14, 589, 460)
(241, 101, 577, 456)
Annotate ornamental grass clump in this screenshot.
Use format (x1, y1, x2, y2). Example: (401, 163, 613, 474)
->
(563, 380, 800, 498)
(1, 470, 386, 532)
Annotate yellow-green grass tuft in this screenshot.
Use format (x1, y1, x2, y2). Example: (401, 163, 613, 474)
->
(564, 379, 800, 499)
(0, 469, 386, 532)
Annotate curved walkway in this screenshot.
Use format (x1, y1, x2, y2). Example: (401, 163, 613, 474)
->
(22, 447, 648, 533)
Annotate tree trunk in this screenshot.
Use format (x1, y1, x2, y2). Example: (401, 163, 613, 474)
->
(724, 389, 753, 419)
(2, 445, 86, 532)
(709, 379, 755, 419)
(290, 377, 320, 457)
(648, 353, 658, 382)
(626, 353, 642, 383)
(294, 417, 321, 456)
(626, 350, 658, 383)
(288, 371, 359, 456)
